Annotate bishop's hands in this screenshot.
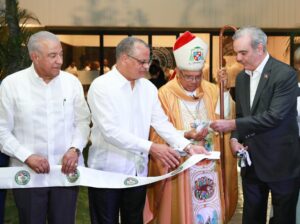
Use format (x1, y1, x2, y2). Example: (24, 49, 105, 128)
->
(184, 128, 208, 142)
(183, 127, 210, 155)
(217, 68, 229, 91)
(184, 144, 210, 156)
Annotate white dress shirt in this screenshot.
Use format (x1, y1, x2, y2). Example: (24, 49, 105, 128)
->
(245, 53, 270, 108)
(87, 67, 190, 176)
(0, 65, 90, 167)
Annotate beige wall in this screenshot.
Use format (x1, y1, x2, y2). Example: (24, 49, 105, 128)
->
(18, 0, 300, 28)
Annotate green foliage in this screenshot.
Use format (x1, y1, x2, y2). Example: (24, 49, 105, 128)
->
(0, 0, 41, 80)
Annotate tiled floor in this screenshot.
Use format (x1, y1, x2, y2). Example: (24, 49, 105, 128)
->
(228, 169, 272, 224)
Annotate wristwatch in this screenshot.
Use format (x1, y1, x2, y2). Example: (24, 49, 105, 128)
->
(69, 147, 81, 157)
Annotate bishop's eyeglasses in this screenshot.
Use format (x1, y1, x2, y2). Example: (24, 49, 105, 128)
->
(179, 71, 202, 82)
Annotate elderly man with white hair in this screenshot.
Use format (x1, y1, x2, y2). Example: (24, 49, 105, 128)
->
(0, 31, 90, 224)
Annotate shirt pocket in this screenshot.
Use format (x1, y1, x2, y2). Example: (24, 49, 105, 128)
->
(62, 97, 75, 121)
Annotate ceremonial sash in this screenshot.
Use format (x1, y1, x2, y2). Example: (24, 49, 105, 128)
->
(0, 152, 219, 189)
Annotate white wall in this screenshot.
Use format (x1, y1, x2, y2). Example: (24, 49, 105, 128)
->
(18, 0, 300, 28)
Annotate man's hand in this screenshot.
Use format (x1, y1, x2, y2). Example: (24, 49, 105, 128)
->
(61, 147, 79, 174)
(25, 154, 50, 174)
(149, 143, 181, 169)
(184, 128, 208, 141)
(230, 139, 245, 156)
(210, 119, 236, 132)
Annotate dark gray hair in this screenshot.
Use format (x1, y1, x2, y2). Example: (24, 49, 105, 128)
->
(116, 37, 149, 60)
(233, 26, 267, 52)
(27, 31, 60, 54)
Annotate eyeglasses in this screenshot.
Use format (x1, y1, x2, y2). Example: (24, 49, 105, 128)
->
(179, 72, 202, 82)
(127, 54, 152, 66)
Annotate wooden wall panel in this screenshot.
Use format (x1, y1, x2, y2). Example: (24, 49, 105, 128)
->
(18, 0, 300, 28)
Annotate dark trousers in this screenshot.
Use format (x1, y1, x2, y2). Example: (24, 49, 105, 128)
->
(0, 153, 9, 224)
(0, 191, 6, 224)
(241, 165, 299, 224)
(13, 186, 79, 224)
(88, 186, 147, 224)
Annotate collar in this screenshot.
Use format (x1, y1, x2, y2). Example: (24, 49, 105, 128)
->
(30, 64, 44, 82)
(29, 64, 60, 85)
(164, 77, 203, 102)
(185, 90, 197, 98)
(113, 66, 135, 87)
(245, 53, 269, 77)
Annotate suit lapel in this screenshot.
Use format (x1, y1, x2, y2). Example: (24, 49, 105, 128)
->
(240, 72, 251, 115)
(250, 57, 272, 114)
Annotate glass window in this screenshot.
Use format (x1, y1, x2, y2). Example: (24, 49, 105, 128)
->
(57, 34, 101, 94)
(103, 35, 128, 72)
(150, 35, 177, 80)
(212, 35, 243, 88)
(132, 35, 148, 44)
(267, 36, 290, 65)
(212, 35, 290, 88)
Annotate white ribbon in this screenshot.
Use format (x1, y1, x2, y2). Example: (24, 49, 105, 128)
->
(237, 148, 252, 167)
(0, 152, 219, 189)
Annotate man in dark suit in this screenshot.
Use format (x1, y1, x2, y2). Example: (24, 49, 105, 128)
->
(210, 26, 300, 224)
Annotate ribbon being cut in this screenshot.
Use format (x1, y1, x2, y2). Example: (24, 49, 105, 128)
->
(0, 152, 219, 189)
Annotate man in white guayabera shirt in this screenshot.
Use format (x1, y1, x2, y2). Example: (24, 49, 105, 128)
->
(87, 36, 208, 224)
(0, 31, 90, 224)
